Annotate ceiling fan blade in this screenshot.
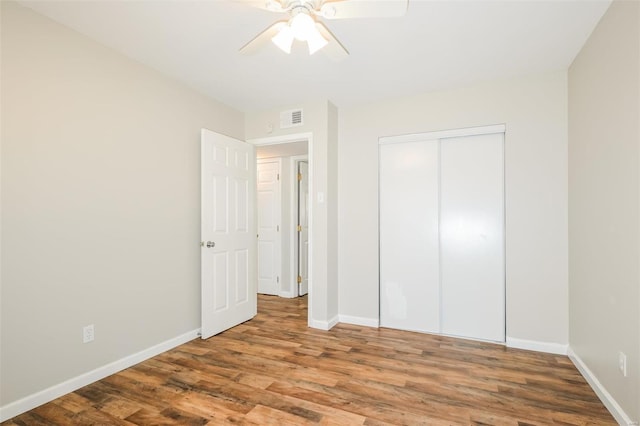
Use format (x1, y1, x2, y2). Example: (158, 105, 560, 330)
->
(239, 21, 287, 55)
(233, 0, 286, 13)
(319, 0, 408, 19)
(316, 22, 349, 61)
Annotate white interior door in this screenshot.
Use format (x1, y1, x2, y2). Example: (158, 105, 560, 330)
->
(257, 159, 281, 295)
(297, 161, 309, 296)
(379, 140, 440, 333)
(201, 129, 256, 339)
(440, 133, 504, 342)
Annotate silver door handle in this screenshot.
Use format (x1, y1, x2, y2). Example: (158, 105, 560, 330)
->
(206, 241, 215, 248)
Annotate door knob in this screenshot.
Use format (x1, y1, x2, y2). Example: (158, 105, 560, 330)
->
(206, 241, 215, 248)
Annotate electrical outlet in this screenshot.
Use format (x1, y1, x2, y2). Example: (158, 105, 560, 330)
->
(618, 352, 627, 377)
(83, 324, 94, 343)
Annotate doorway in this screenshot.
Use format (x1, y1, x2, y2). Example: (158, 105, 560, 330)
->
(254, 136, 312, 307)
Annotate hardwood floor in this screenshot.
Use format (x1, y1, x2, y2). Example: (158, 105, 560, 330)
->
(4, 295, 614, 425)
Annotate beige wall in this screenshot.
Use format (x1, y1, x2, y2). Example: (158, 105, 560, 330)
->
(0, 1, 244, 407)
(338, 71, 569, 347)
(568, 0, 640, 421)
(246, 100, 339, 326)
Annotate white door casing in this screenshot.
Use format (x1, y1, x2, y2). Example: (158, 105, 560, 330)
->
(257, 159, 281, 296)
(201, 129, 256, 339)
(298, 160, 309, 296)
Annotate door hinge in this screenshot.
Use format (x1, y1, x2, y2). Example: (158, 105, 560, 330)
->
(297, 275, 302, 284)
(277, 173, 280, 181)
(297, 173, 302, 181)
(277, 276, 280, 283)
(277, 225, 279, 232)
(297, 225, 302, 232)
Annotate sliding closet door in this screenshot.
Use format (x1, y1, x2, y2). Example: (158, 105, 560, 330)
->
(380, 140, 440, 333)
(439, 133, 505, 342)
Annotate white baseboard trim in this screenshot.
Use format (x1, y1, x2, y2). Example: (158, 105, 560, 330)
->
(506, 337, 568, 355)
(568, 347, 637, 425)
(338, 315, 379, 328)
(278, 290, 296, 299)
(328, 315, 339, 330)
(0, 329, 200, 423)
(309, 315, 339, 331)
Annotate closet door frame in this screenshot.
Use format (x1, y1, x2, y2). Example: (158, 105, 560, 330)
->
(378, 124, 506, 343)
(380, 125, 506, 146)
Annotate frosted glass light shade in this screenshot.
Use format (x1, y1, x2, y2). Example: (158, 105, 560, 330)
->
(290, 12, 316, 41)
(271, 26, 294, 53)
(307, 28, 328, 54)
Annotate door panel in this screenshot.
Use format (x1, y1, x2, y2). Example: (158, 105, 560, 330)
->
(235, 179, 249, 232)
(440, 133, 505, 342)
(213, 252, 228, 310)
(213, 176, 228, 233)
(257, 160, 281, 295)
(379, 141, 440, 333)
(201, 129, 256, 339)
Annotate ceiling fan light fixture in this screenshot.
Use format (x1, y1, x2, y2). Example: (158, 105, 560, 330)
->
(271, 25, 294, 53)
(241, 0, 408, 60)
(271, 11, 328, 55)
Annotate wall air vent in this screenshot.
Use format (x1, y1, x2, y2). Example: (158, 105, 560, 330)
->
(280, 108, 303, 129)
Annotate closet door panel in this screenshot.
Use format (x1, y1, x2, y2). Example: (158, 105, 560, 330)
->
(439, 133, 505, 342)
(379, 141, 440, 333)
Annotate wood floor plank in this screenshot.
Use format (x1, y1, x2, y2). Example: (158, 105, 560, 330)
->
(2, 295, 615, 425)
(171, 389, 251, 420)
(242, 405, 316, 426)
(125, 407, 208, 426)
(51, 393, 92, 415)
(98, 397, 143, 420)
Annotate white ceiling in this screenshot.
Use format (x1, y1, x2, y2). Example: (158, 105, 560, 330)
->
(20, 0, 611, 112)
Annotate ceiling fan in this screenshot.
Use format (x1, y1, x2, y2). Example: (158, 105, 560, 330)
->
(238, 0, 409, 60)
